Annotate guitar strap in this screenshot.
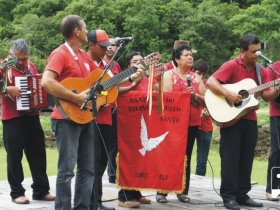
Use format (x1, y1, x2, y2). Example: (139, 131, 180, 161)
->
(64, 42, 78, 60)
(255, 62, 262, 85)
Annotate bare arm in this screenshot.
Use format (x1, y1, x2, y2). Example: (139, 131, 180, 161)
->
(261, 85, 280, 102)
(118, 78, 142, 96)
(115, 64, 145, 87)
(207, 76, 242, 104)
(193, 74, 206, 108)
(163, 71, 173, 92)
(41, 70, 90, 107)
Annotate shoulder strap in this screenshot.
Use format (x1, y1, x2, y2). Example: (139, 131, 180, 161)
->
(255, 62, 262, 85)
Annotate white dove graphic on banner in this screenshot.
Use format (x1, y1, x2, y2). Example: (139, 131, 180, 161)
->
(139, 114, 169, 156)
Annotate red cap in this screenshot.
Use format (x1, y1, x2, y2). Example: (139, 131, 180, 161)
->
(87, 29, 112, 47)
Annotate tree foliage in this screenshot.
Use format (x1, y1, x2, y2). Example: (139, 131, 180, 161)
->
(0, 0, 279, 73)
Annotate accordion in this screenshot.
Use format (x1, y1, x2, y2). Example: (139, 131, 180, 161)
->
(14, 74, 54, 111)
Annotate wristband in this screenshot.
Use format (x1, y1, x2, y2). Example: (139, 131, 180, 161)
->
(128, 76, 133, 83)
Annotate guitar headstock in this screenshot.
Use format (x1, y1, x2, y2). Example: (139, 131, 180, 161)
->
(154, 63, 168, 76)
(1, 56, 18, 69)
(143, 52, 162, 66)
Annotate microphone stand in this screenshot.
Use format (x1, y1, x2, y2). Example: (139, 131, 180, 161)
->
(266, 63, 280, 77)
(80, 39, 127, 210)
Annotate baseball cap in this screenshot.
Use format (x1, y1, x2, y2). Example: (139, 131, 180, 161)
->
(87, 29, 112, 47)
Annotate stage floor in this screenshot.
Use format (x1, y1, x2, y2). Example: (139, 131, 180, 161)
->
(0, 174, 278, 210)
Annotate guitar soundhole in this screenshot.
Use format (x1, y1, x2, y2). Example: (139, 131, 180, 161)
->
(234, 90, 249, 108)
(239, 90, 249, 99)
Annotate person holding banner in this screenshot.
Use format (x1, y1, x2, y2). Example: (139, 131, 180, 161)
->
(156, 44, 206, 203)
(117, 51, 153, 208)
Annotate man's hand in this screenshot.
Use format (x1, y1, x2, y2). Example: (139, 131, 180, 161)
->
(227, 91, 242, 104)
(6, 86, 21, 100)
(75, 89, 92, 109)
(131, 64, 145, 80)
(129, 78, 142, 90)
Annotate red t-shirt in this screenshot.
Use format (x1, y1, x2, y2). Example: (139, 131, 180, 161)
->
(90, 59, 112, 125)
(1, 61, 40, 120)
(104, 60, 122, 76)
(265, 61, 280, 117)
(171, 69, 201, 126)
(45, 45, 93, 120)
(199, 81, 213, 131)
(104, 60, 121, 109)
(211, 55, 268, 121)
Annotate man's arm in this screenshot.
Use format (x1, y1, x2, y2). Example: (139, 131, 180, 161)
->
(261, 86, 280, 102)
(118, 78, 142, 96)
(207, 76, 242, 104)
(41, 70, 90, 107)
(193, 74, 206, 108)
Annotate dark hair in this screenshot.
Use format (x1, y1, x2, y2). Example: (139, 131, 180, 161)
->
(61, 15, 84, 39)
(193, 59, 209, 73)
(127, 51, 144, 65)
(108, 35, 115, 39)
(172, 44, 192, 67)
(240, 34, 260, 51)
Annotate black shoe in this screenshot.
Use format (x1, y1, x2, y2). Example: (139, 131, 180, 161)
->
(238, 198, 263, 207)
(98, 204, 115, 210)
(224, 200, 240, 210)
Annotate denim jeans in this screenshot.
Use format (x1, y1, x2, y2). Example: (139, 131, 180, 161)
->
(195, 130, 212, 176)
(51, 119, 95, 210)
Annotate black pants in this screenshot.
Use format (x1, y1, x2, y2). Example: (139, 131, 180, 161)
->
(266, 116, 280, 193)
(90, 123, 112, 208)
(157, 126, 198, 197)
(220, 119, 257, 202)
(3, 115, 50, 199)
(107, 109, 118, 183)
(118, 189, 142, 202)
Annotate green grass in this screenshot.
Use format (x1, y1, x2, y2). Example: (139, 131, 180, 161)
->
(191, 144, 269, 186)
(0, 147, 58, 181)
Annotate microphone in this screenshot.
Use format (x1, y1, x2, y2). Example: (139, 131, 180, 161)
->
(255, 51, 273, 64)
(114, 37, 134, 42)
(186, 74, 192, 87)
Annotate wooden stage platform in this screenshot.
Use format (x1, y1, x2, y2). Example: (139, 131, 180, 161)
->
(0, 174, 279, 210)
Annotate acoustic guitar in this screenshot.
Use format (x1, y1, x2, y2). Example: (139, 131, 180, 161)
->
(55, 52, 162, 124)
(205, 78, 280, 127)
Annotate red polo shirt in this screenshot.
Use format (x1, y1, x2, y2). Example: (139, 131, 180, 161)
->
(211, 55, 268, 121)
(265, 61, 280, 117)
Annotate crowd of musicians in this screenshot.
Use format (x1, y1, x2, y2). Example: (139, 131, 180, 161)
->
(0, 14, 279, 210)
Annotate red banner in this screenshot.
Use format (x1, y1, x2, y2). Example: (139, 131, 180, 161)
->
(116, 91, 190, 193)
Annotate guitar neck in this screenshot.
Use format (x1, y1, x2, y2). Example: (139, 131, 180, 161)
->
(100, 61, 146, 90)
(249, 79, 280, 94)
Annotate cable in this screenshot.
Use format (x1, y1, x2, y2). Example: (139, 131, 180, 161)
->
(92, 114, 132, 210)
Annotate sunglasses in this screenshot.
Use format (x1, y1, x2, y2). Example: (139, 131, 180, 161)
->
(111, 44, 117, 46)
